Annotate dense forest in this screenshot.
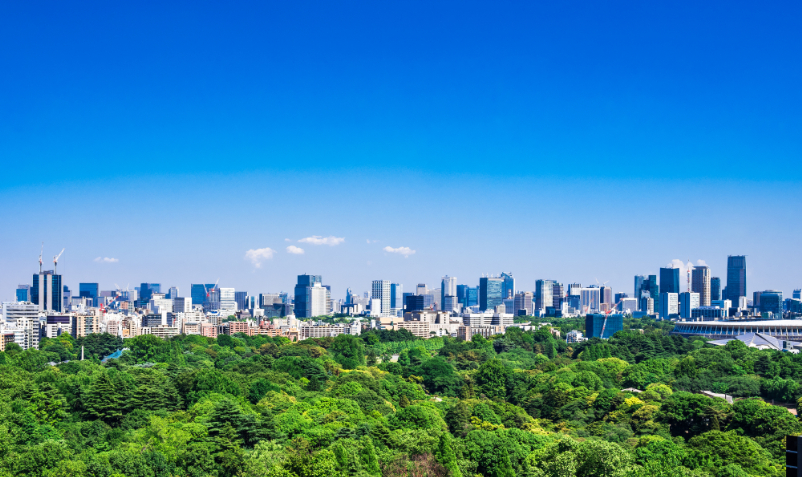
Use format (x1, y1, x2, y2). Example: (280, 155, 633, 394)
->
(1, 317, 801, 477)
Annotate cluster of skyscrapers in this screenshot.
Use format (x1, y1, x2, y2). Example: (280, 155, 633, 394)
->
(4, 253, 801, 352)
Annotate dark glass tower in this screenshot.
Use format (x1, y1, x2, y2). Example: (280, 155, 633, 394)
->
(479, 277, 503, 311)
(659, 268, 680, 295)
(725, 255, 747, 303)
(711, 277, 721, 301)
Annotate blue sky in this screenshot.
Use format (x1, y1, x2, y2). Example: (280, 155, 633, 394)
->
(1, 1, 800, 300)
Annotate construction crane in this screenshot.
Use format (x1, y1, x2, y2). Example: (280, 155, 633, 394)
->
(686, 259, 693, 293)
(53, 248, 65, 274)
(38, 243, 44, 273)
(600, 298, 624, 339)
(206, 278, 220, 299)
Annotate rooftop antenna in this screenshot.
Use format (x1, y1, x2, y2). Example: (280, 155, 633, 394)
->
(687, 258, 693, 293)
(53, 248, 65, 274)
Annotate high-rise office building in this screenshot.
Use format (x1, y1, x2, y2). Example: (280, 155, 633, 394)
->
(794, 289, 802, 300)
(167, 286, 179, 299)
(614, 292, 628, 304)
(466, 287, 478, 307)
(235, 291, 248, 311)
(535, 280, 554, 312)
(456, 285, 468, 306)
(371, 280, 391, 317)
(580, 287, 601, 313)
(390, 283, 403, 311)
(692, 266, 711, 306)
(79, 283, 99, 306)
(659, 292, 679, 319)
(501, 272, 515, 299)
(191, 284, 216, 309)
(680, 292, 700, 319)
(711, 277, 722, 301)
(479, 277, 503, 311)
(659, 267, 680, 296)
(638, 275, 659, 311)
(138, 283, 161, 307)
(599, 286, 613, 307)
(552, 283, 564, 309)
(405, 294, 425, 312)
(514, 291, 534, 316)
(32, 271, 62, 313)
(759, 290, 783, 318)
(441, 276, 457, 307)
(295, 274, 323, 318)
(15, 285, 30, 302)
(634, 276, 645, 300)
(219, 288, 237, 315)
(443, 295, 459, 313)
(416, 284, 428, 295)
(725, 255, 747, 304)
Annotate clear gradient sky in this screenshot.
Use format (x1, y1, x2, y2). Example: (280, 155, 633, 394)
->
(1, 1, 800, 301)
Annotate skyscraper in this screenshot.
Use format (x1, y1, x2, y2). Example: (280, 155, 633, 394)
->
(725, 255, 747, 304)
(501, 272, 515, 299)
(638, 275, 659, 311)
(680, 292, 700, 319)
(759, 290, 783, 318)
(634, 276, 645, 300)
(139, 283, 161, 307)
(514, 291, 534, 316)
(456, 284, 469, 306)
(441, 276, 457, 307)
(659, 267, 680, 296)
(552, 283, 564, 309)
(235, 291, 248, 310)
(659, 292, 679, 319)
(79, 283, 99, 306)
(599, 286, 613, 307)
(15, 285, 30, 302)
(479, 277, 503, 311)
(691, 266, 711, 306)
(191, 284, 216, 309)
(32, 271, 62, 313)
(390, 283, 403, 311)
(295, 274, 323, 318)
(371, 280, 391, 317)
(535, 280, 554, 312)
(711, 277, 722, 301)
(466, 287, 478, 307)
(167, 286, 179, 299)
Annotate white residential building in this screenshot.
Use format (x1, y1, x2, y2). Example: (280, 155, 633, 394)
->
(371, 280, 391, 317)
(173, 297, 193, 313)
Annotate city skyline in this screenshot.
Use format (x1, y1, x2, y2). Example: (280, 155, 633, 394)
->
(9, 250, 792, 307)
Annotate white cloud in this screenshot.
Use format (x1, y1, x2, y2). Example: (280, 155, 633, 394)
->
(244, 247, 276, 268)
(284, 238, 291, 242)
(697, 259, 708, 266)
(667, 259, 694, 274)
(366, 239, 379, 244)
(94, 257, 119, 263)
(298, 235, 345, 246)
(383, 246, 416, 257)
(286, 245, 305, 255)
